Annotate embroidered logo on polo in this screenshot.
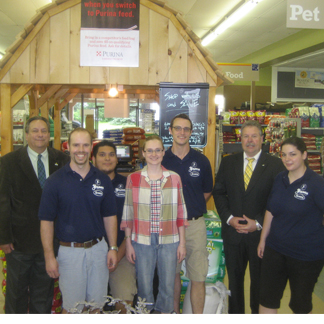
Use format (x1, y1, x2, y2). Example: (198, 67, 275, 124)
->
(92, 179, 104, 197)
(115, 184, 125, 198)
(294, 184, 308, 201)
(188, 162, 200, 177)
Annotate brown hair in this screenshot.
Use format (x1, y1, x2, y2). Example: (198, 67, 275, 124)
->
(143, 135, 164, 151)
(68, 127, 93, 146)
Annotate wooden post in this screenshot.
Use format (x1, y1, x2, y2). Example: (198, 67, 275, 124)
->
(0, 84, 13, 155)
(53, 101, 61, 150)
(250, 81, 256, 111)
(204, 86, 216, 211)
(29, 91, 38, 117)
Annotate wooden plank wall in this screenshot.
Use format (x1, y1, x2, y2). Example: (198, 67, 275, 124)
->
(1, 3, 214, 87)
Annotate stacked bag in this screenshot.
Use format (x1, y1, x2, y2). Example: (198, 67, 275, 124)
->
(122, 127, 145, 165)
(180, 210, 229, 313)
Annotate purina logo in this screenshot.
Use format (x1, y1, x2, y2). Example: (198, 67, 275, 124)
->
(102, 51, 124, 58)
(96, 51, 101, 56)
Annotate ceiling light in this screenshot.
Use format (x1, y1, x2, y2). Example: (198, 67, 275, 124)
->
(108, 85, 118, 97)
(202, 0, 264, 46)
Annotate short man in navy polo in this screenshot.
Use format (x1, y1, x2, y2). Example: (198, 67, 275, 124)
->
(39, 128, 118, 313)
(162, 113, 213, 314)
(92, 140, 136, 313)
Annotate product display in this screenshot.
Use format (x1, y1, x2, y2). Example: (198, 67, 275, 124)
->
(179, 210, 226, 313)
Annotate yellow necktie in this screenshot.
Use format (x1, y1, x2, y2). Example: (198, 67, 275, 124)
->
(244, 158, 255, 190)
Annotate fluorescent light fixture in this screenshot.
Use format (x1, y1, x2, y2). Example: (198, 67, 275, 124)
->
(202, 0, 264, 46)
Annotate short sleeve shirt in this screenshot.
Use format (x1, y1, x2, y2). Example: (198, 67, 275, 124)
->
(38, 163, 117, 243)
(162, 147, 213, 220)
(266, 168, 324, 261)
(111, 172, 127, 247)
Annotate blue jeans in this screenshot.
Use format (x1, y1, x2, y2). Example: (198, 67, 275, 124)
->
(133, 234, 179, 313)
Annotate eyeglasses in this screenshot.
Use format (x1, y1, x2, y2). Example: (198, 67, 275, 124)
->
(143, 148, 164, 154)
(172, 126, 192, 133)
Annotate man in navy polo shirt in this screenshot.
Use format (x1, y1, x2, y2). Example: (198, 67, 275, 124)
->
(162, 113, 213, 314)
(92, 140, 136, 313)
(39, 128, 118, 313)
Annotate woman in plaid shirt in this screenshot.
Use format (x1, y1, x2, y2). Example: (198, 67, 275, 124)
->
(120, 135, 188, 313)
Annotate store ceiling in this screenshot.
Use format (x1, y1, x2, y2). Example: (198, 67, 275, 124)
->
(0, 0, 323, 69)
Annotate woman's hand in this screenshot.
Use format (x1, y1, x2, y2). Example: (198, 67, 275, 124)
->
(177, 244, 186, 263)
(125, 240, 136, 264)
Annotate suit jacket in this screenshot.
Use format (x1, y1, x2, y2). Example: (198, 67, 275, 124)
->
(213, 151, 285, 245)
(0, 146, 70, 254)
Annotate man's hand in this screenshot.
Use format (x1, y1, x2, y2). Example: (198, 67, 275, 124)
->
(107, 250, 117, 270)
(229, 215, 257, 234)
(45, 255, 60, 279)
(0, 243, 14, 254)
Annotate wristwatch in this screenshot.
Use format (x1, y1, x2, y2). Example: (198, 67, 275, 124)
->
(255, 220, 262, 231)
(109, 246, 118, 252)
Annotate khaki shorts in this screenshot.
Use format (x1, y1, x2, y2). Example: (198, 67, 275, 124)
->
(109, 255, 137, 301)
(176, 216, 209, 282)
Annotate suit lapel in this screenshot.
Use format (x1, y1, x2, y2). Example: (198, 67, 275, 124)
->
(48, 147, 60, 175)
(235, 153, 245, 192)
(19, 146, 41, 189)
(245, 152, 268, 193)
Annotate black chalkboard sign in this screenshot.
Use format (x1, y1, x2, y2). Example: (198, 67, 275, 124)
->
(159, 83, 209, 148)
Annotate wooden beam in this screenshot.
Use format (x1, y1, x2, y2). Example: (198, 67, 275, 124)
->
(204, 86, 216, 211)
(0, 84, 13, 155)
(53, 101, 61, 150)
(58, 92, 78, 111)
(29, 90, 38, 117)
(11, 84, 33, 108)
(36, 85, 62, 109)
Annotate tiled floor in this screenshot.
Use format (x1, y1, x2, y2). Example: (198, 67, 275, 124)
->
(1, 263, 323, 314)
(223, 267, 324, 314)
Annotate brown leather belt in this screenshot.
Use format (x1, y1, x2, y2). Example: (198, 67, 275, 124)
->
(59, 237, 102, 249)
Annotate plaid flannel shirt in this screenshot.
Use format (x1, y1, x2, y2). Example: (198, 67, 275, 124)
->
(120, 166, 188, 245)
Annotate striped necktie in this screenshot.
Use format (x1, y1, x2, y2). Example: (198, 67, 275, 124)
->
(244, 158, 254, 190)
(37, 154, 46, 189)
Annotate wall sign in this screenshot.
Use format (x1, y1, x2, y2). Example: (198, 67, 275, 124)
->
(80, 0, 139, 67)
(287, 0, 324, 29)
(159, 83, 209, 148)
(217, 63, 259, 82)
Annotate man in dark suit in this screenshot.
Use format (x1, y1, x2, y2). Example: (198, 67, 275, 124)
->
(213, 120, 285, 314)
(0, 116, 70, 314)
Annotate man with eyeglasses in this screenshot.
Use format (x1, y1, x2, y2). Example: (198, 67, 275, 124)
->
(162, 113, 213, 314)
(92, 140, 136, 313)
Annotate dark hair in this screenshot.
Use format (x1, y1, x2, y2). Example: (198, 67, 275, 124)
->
(143, 135, 164, 151)
(93, 140, 116, 158)
(25, 116, 50, 133)
(170, 113, 193, 130)
(68, 127, 93, 146)
(281, 136, 308, 166)
(241, 120, 263, 137)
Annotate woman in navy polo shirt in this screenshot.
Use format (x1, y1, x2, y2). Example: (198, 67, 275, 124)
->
(258, 136, 324, 314)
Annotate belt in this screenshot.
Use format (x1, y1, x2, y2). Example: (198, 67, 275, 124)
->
(189, 214, 203, 221)
(59, 237, 102, 249)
